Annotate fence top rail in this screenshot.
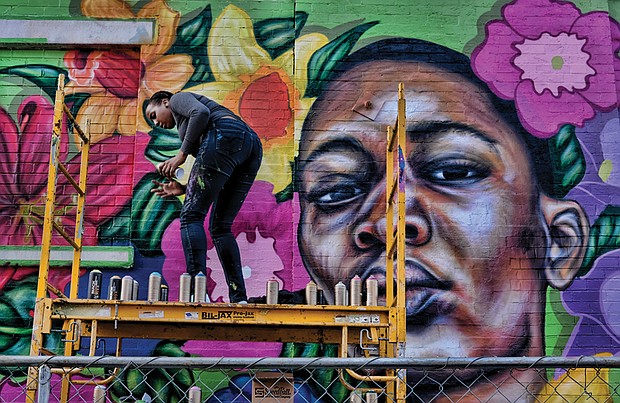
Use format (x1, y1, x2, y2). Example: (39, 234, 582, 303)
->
(4, 356, 620, 369)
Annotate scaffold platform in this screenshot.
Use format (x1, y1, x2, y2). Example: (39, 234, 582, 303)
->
(28, 76, 409, 402)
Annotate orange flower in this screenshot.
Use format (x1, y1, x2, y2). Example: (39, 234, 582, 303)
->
(63, 0, 194, 143)
(187, 5, 328, 193)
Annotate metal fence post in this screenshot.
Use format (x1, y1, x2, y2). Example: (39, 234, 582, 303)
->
(36, 365, 51, 403)
(188, 386, 202, 403)
(93, 385, 106, 403)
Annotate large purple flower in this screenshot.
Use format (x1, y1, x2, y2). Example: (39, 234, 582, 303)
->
(561, 110, 620, 356)
(471, 0, 620, 138)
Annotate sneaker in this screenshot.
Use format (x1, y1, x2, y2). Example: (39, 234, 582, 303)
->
(238, 300, 248, 304)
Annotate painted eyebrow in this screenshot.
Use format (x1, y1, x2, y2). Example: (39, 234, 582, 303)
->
(302, 121, 499, 166)
(407, 121, 499, 147)
(303, 136, 370, 164)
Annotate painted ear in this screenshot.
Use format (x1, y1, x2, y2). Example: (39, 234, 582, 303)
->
(540, 195, 589, 290)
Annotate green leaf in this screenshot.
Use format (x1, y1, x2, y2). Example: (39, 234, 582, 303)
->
(99, 137, 182, 252)
(547, 125, 586, 198)
(254, 12, 308, 60)
(275, 182, 294, 203)
(125, 369, 147, 397)
(581, 204, 620, 276)
(97, 208, 131, 245)
(153, 340, 189, 358)
(110, 342, 195, 403)
(0, 277, 36, 355)
(64, 93, 91, 119)
(145, 128, 182, 163)
(150, 342, 194, 402)
(167, 5, 214, 87)
(64, 93, 91, 140)
(305, 21, 379, 98)
(544, 288, 577, 357)
(130, 172, 182, 256)
(0, 65, 69, 99)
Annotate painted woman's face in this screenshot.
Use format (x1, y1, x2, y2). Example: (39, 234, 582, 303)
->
(297, 61, 552, 359)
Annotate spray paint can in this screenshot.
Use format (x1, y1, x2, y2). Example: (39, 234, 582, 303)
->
(120, 275, 133, 301)
(194, 272, 207, 303)
(366, 275, 378, 306)
(349, 391, 363, 403)
(147, 272, 162, 302)
(305, 281, 317, 305)
(132, 280, 139, 300)
(266, 278, 279, 304)
(179, 273, 192, 302)
(366, 392, 378, 403)
(160, 284, 169, 302)
(316, 289, 326, 305)
(350, 275, 362, 306)
(108, 275, 122, 300)
(88, 269, 102, 299)
(93, 385, 106, 403)
(334, 282, 347, 305)
(188, 386, 202, 403)
(175, 167, 186, 181)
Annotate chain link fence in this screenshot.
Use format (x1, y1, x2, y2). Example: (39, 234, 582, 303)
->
(1, 356, 618, 402)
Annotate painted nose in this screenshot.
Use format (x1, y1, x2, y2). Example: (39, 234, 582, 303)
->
(354, 212, 431, 250)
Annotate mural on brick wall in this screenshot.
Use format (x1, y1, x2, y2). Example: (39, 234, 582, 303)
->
(0, 0, 619, 400)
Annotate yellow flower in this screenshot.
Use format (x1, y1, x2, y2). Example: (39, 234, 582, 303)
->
(186, 5, 328, 193)
(63, 0, 194, 143)
(536, 353, 613, 402)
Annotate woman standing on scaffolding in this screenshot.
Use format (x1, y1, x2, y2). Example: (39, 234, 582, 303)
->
(146, 91, 263, 304)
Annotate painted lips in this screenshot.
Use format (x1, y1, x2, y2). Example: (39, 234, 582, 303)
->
(362, 262, 454, 323)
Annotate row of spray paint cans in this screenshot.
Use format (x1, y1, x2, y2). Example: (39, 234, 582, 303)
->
(89, 269, 379, 306)
(87, 270, 211, 303)
(267, 275, 378, 306)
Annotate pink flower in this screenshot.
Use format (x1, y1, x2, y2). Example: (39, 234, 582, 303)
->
(161, 181, 305, 303)
(0, 95, 137, 247)
(471, 0, 620, 138)
(161, 181, 307, 357)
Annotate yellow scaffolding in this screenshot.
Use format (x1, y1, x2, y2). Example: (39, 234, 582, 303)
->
(27, 73, 91, 402)
(27, 79, 408, 403)
(385, 82, 408, 401)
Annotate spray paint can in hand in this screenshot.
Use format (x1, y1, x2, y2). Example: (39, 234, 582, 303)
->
(194, 272, 207, 303)
(266, 278, 279, 304)
(366, 275, 378, 306)
(350, 275, 362, 306)
(305, 281, 317, 305)
(179, 273, 192, 302)
(147, 272, 162, 302)
(88, 269, 102, 299)
(108, 275, 121, 300)
(334, 281, 347, 305)
(120, 275, 133, 301)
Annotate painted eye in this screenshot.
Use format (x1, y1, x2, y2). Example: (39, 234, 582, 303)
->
(306, 177, 367, 210)
(316, 185, 363, 204)
(422, 160, 490, 185)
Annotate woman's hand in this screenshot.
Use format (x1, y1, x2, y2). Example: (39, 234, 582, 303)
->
(157, 151, 187, 179)
(151, 179, 185, 197)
